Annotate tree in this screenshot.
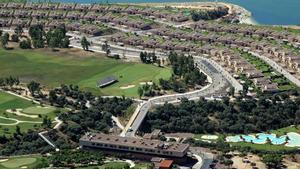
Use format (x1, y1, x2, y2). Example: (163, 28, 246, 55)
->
(15, 126, 21, 135)
(29, 24, 45, 48)
(46, 27, 69, 49)
(27, 81, 41, 96)
(1, 32, 9, 48)
(14, 25, 23, 38)
(11, 34, 19, 42)
(138, 87, 144, 99)
(19, 38, 32, 49)
(262, 154, 283, 169)
(42, 116, 52, 129)
(81, 37, 90, 51)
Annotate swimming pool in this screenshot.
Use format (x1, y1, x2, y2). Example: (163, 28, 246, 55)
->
(225, 133, 296, 146)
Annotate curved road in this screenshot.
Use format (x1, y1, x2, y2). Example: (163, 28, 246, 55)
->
(121, 56, 230, 137)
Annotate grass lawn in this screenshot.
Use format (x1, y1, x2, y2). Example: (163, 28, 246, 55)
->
(77, 162, 129, 169)
(0, 91, 58, 135)
(0, 155, 46, 169)
(22, 106, 57, 115)
(269, 125, 300, 136)
(0, 48, 171, 98)
(230, 142, 295, 151)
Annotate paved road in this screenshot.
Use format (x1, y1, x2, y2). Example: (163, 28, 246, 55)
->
(121, 57, 230, 137)
(190, 147, 214, 169)
(249, 51, 300, 87)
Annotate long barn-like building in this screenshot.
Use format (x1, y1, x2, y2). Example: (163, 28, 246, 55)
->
(79, 133, 190, 161)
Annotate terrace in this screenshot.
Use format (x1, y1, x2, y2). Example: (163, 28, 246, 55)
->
(24, 3, 41, 10)
(66, 11, 83, 21)
(40, 3, 59, 10)
(31, 10, 49, 19)
(57, 3, 76, 11)
(11, 18, 30, 28)
(48, 11, 66, 20)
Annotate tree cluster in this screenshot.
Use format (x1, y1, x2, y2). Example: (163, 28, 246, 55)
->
(29, 24, 45, 48)
(142, 94, 300, 134)
(140, 52, 157, 64)
(59, 95, 133, 142)
(138, 82, 159, 98)
(0, 130, 53, 156)
(159, 52, 207, 93)
(0, 76, 20, 87)
(191, 8, 228, 21)
(50, 150, 104, 167)
(46, 26, 70, 49)
(45, 84, 133, 142)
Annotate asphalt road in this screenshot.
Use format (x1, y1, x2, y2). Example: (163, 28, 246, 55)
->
(122, 57, 230, 137)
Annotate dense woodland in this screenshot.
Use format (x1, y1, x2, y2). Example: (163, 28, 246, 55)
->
(0, 130, 53, 155)
(49, 85, 133, 142)
(191, 9, 228, 21)
(159, 52, 207, 93)
(0, 24, 69, 49)
(142, 93, 300, 134)
(0, 84, 133, 154)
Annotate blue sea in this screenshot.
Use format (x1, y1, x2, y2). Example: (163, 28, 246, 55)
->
(39, 0, 300, 25)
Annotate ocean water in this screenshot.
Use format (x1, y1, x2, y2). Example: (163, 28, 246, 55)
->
(37, 0, 300, 25)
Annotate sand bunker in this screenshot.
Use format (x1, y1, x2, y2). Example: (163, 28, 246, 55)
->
(6, 109, 38, 118)
(21, 166, 28, 169)
(140, 82, 153, 85)
(0, 159, 8, 162)
(120, 85, 135, 89)
(201, 135, 218, 140)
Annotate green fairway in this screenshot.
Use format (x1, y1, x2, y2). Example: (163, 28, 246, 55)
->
(0, 91, 57, 135)
(0, 155, 48, 169)
(0, 157, 37, 169)
(0, 117, 17, 124)
(0, 48, 171, 97)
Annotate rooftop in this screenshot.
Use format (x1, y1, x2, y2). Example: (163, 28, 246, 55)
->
(80, 133, 189, 153)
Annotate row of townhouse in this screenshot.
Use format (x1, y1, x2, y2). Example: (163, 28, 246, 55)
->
(0, 2, 190, 23)
(110, 32, 278, 92)
(210, 49, 278, 92)
(251, 44, 300, 76)
(149, 27, 300, 76)
(193, 21, 300, 48)
(0, 17, 102, 36)
(0, 9, 154, 30)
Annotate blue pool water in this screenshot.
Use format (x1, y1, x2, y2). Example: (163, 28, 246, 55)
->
(226, 133, 287, 145)
(40, 0, 300, 25)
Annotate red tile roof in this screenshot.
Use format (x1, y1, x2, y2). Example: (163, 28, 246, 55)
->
(159, 160, 173, 168)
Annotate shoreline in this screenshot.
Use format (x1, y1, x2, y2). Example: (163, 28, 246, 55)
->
(135, 2, 255, 25)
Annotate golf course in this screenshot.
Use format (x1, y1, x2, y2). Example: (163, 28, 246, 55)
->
(0, 48, 172, 97)
(0, 91, 58, 135)
(0, 155, 47, 169)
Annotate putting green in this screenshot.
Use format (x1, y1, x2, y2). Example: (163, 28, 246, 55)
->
(0, 157, 36, 168)
(22, 106, 56, 115)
